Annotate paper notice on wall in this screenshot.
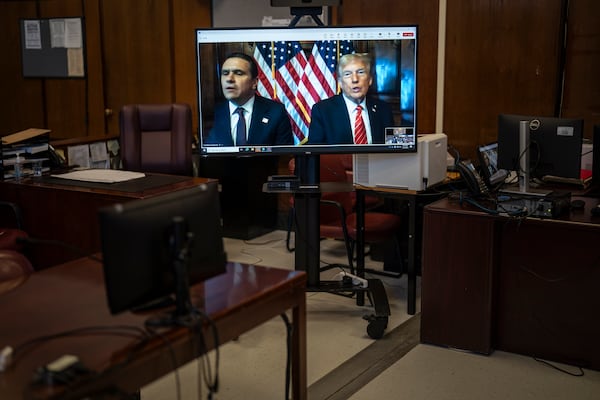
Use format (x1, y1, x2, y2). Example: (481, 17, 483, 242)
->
(89, 142, 109, 169)
(67, 48, 84, 77)
(67, 144, 90, 168)
(64, 18, 83, 48)
(50, 18, 82, 49)
(24, 20, 42, 49)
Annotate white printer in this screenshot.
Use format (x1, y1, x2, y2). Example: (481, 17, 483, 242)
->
(352, 133, 448, 191)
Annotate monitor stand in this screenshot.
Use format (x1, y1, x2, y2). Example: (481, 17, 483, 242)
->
(500, 120, 551, 198)
(293, 154, 390, 339)
(145, 217, 196, 328)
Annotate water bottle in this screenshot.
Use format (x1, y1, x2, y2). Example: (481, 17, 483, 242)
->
(13, 153, 23, 181)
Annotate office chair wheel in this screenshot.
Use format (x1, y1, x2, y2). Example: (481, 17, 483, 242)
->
(365, 315, 388, 339)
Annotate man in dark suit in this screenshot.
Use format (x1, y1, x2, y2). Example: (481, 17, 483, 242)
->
(307, 53, 394, 145)
(204, 52, 293, 147)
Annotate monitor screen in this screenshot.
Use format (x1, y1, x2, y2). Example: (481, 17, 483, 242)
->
(98, 182, 227, 315)
(195, 25, 418, 157)
(497, 114, 583, 179)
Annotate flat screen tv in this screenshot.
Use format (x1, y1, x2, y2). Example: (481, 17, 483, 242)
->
(497, 114, 583, 179)
(98, 182, 227, 323)
(195, 25, 418, 157)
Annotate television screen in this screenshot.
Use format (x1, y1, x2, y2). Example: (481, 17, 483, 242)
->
(195, 25, 418, 157)
(497, 114, 583, 179)
(98, 182, 227, 316)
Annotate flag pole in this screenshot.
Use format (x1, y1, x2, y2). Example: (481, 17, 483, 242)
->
(336, 41, 341, 94)
(270, 42, 277, 99)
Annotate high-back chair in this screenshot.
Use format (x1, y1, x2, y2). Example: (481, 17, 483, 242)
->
(119, 103, 193, 176)
(0, 201, 28, 253)
(0, 201, 34, 294)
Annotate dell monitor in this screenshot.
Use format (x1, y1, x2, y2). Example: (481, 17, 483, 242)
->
(497, 114, 583, 180)
(98, 182, 227, 323)
(195, 25, 418, 158)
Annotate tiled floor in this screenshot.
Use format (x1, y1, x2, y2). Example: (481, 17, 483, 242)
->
(141, 230, 600, 400)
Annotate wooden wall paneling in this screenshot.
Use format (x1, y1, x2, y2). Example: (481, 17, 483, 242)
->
(38, 0, 89, 139)
(99, 0, 174, 136)
(172, 0, 212, 135)
(83, 0, 108, 137)
(42, 79, 88, 139)
(561, 0, 600, 139)
(334, 0, 439, 136)
(443, 0, 565, 160)
(0, 2, 45, 136)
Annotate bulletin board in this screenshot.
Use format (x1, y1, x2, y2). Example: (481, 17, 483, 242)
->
(20, 17, 86, 78)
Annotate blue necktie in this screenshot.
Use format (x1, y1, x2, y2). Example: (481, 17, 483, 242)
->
(235, 107, 247, 146)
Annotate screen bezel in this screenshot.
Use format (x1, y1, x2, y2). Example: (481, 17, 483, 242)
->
(98, 183, 227, 315)
(195, 25, 418, 157)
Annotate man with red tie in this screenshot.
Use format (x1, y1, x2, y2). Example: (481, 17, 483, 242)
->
(307, 53, 394, 145)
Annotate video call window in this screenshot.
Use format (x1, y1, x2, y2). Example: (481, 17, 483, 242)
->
(195, 26, 418, 156)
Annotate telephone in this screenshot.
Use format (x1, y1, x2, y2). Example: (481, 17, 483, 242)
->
(456, 159, 489, 196)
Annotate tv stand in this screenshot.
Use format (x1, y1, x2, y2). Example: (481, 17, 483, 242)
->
(292, 154, 390, 339)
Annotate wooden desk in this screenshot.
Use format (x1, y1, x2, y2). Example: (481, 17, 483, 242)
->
(420, 196, 600, 370)
(0, 175, 215, 269)
(354, 185, 446, 315)
(0, 258, 307, 399)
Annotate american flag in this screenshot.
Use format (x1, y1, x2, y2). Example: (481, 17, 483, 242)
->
(296, 40, 355, 134)
(254, 41, 309, 144)
(253, 40, 354, 144)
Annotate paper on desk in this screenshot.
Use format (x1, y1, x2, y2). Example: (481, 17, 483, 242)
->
(51, 169, 145, 183)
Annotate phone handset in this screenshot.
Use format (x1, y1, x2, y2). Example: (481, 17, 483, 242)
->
(457, 160, 489, 196)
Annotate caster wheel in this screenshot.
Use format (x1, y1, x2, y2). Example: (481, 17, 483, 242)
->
(366, 317, 387, 339)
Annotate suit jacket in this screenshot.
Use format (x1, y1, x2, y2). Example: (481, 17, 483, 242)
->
(307, 95, 395, 145)
(204, 96, 293, 146)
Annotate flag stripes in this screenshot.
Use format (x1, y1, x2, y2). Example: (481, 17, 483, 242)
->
(253, 40, 354, 144)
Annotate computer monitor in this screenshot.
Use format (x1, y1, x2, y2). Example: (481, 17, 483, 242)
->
(195, 25, 418, 157)
(98, 182, 227, 322)
(497, 114, 583, 179)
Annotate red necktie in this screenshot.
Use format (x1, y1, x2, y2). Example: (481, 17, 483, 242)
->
(354, 105, 367, 144)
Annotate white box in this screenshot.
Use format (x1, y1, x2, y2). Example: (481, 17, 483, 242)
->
(352, 133, 448, 191)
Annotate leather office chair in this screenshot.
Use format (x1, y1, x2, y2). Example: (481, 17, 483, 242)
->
(119, 103, 193, 176)
(0, 201, 28, 253)
(0, 250, 34, 295)
(0, 201, 34, 294)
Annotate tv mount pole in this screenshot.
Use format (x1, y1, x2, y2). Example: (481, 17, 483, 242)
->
(282, 5, 390, 340)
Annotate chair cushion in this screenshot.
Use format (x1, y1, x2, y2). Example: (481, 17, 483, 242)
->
(0, 250, 33, 295)
(0, 228, 28, 251)
(346, 212, 403, 243)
